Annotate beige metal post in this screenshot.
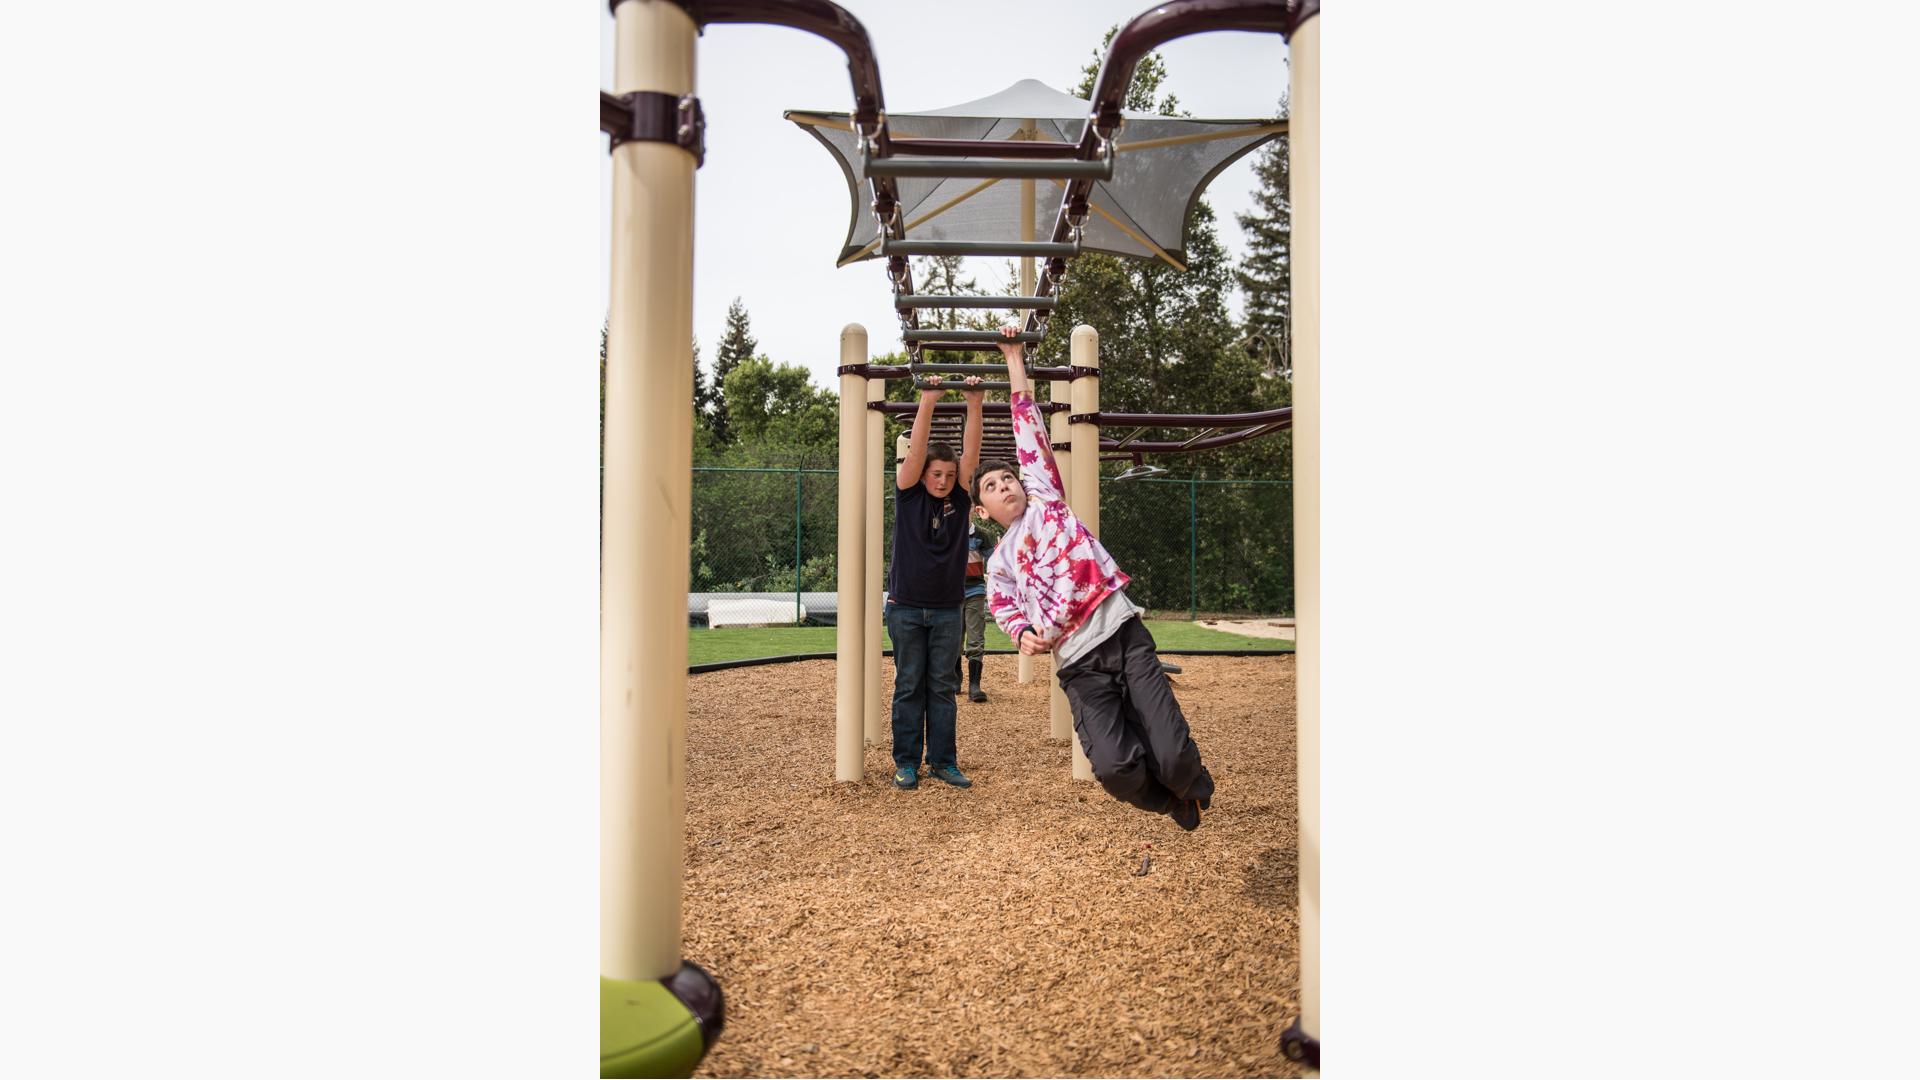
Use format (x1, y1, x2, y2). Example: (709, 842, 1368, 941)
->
(1067, 325, 1099, 782)
(602, 0, 696, 982)
(865, 377, 885, 745)
(1290, 15, 1321, 1045)
(836, 325, 869, 783)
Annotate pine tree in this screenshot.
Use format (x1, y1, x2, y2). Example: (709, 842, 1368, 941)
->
(1039, 34, 1263, 419)
(1236, 89, 1291, 379)
(691, 336, 712, 422)
(710, 297, 757, 445)
(1075, 27, 1180, 113)
(911, 254, 991, 332)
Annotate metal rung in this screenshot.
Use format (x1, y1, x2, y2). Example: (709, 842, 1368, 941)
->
(863, 156, 1115, 181)
(909, 362, 1008, 375)
(882, 239, 1080, 259)
(914, 378, 1010, 392)
(903, 329, 1043, 343)
(895, 295, 1057, 310)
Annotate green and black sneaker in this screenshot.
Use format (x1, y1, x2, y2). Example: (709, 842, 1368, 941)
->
(928, 764, 972, 788)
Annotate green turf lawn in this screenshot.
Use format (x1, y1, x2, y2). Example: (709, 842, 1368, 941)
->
(687, 619, 1290, 666)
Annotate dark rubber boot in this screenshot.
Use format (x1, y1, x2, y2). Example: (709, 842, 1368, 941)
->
(967, 659, 987, 702)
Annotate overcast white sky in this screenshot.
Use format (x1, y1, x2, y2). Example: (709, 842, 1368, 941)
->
(599, 1, 1291, 391)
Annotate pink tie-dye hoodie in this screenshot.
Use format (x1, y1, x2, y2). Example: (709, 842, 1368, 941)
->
(985, 389, 1130, 646)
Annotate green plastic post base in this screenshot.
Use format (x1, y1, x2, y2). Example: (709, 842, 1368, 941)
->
(600, 976, 704, 1079)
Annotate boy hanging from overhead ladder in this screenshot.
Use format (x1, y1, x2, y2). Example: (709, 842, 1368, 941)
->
(886, 371, 986, 791)
(971, 325, 1215, 830)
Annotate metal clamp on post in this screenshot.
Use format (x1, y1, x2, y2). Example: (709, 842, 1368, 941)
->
(1067, 411, 1101, 425)
(601, 90, 706, 166)
(1065, 193, 1089, 246)
(871, 193, 901, 233)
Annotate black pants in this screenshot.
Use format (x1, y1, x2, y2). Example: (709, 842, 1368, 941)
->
(1055, 617, 1212, 815)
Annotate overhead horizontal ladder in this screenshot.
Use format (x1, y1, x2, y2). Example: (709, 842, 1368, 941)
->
(894, 294, 1057, 310)
(882, 240, 1079, 259)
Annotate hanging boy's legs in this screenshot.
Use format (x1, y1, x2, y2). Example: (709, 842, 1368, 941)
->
(1111, 617, 1213, 806)
(1057, 617, 1212, 820)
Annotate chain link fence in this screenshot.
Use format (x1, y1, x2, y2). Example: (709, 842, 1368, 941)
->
(690, 467, 841, 595)
(686, 467, 1291, 622)
(1098, 478, 1294, 618)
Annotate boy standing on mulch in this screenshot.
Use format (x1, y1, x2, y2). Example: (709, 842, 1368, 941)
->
(887, 373, 985, 792)
(972, 326, 1215, 830)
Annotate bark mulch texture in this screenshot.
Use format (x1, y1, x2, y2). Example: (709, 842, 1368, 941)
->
(681, 654, 1307, 1079)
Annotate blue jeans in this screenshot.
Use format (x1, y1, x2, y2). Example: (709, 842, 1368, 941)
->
(885, 602, 963, 770)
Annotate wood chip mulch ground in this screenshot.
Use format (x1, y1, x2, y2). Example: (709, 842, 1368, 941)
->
(682, 654, 1307, 1079)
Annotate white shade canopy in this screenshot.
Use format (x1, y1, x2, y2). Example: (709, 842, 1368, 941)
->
(786, 79, 1283, 270)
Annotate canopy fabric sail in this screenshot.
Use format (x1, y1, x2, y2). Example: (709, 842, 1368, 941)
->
(786, 79, 1283, 269)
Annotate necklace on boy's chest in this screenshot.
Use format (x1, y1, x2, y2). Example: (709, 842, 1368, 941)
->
(932, 497, 952, 533)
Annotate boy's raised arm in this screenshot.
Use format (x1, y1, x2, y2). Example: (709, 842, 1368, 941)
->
(959, 375, 984, 493)
(896, 375, 942, 490)
(1000, 323, 1031, 399)
(996, 325, 1063, 502)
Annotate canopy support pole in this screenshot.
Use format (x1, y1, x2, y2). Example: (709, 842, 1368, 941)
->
(1067, 326, 1100, 782)
(836, 325, 868, 783)
(603, 0, 696, 987)
(865, 376, 885, 746)
(1287, 10, 1322, 1066)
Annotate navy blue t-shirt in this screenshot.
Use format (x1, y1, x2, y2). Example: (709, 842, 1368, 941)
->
(888, 480, 971, 608)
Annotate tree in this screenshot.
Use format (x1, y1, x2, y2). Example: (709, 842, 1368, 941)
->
(911, 255, 985, 332)
(710, 297, 758, 445)
(691, 335, 713, 424)
(1237, 89, 1292, 380)
(1075, 26, 1181, 114)
(719, 356, 839, 453)
(1037, 33, 1264, 420)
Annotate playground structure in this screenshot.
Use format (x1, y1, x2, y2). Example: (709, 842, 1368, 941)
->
(600, 0, 1319, 1074)
(831, 351, 1294, 785)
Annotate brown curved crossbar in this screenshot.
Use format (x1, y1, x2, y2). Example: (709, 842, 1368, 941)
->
(616, 0, 923, 337)
(867, 401, 1070, 416)
(627, 0, 887, 134)
(1070, 405, 1293, 454)
(1024, 0, 1317, 334)
(1070, 407, 1293, 428)
(844, 363, 1078, 382)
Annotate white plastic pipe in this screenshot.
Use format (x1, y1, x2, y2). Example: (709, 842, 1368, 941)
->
(1067, 325, 1099, 783)
(601, 0, 696, 982)
(836, 325, 868, 783)
(1290, 14, 1321, 1043)
(865, 376, 885, 745)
